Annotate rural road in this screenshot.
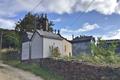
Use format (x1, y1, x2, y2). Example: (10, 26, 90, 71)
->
(0, 62, 43, 80)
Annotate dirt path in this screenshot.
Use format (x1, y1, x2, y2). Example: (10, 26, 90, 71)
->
(0, 62, 44, 80)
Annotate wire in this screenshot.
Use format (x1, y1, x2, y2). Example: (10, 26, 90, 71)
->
(30, 0, 42, 12)
(70, 0, 96, 27)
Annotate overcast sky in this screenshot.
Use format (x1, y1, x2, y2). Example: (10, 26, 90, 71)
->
(1, 0, 120, 40)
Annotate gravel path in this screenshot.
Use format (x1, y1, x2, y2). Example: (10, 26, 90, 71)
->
(0, 62, 44, 80)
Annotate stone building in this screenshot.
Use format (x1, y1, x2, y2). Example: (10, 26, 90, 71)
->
(21, 32, 33, 60)
(71, 36, 95, 56)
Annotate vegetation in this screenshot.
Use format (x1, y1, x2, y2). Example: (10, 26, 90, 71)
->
(15, 12, 54, 33)
(0, 13, 55, 50)
(3, 31, 20, 48)
(0, 48, 19, 61)
(87, 39, 120, 64)
(3, 60, 64, 80)
(0, 49, 64, 80)
(0, 29, 20, 49)
(56, 38, 120, 65)
(14, 12, 55, 50)
(50, 46, 61, 58)
(60, 56, 75, 61)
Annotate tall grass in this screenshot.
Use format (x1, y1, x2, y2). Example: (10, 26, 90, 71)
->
(76, 39, 120, 65)
(60, 39, 120, 65)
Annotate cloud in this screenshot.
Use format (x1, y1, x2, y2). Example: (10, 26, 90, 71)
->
(62, 29, 120, 40)
(61, 23, 99, 33)
(60, 23, 100, 40)
(62, 34, 73, 40)
(78, 23, 100, 32)
(1, 0, 120, 17)
(0, 0, 24, 17)
(102, 29, 120, 40)
(16, 0, 120, 15)
(18, 0, 120, 15)
(0, 18, 15, 29)
(0, 0, 120, 30)
(52, 18, 61, 23)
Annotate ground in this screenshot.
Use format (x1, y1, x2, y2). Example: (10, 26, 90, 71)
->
(0, 61, 43, 80)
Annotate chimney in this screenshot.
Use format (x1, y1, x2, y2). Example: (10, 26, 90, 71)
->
(72, 35, 74, 40)
(57, 30, 60, 35)
(55, 29, 56, 34)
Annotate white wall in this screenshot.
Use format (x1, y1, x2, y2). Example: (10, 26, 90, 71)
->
(31, 32, 43, 59)
(21, 42, 30, 60)
(43, 38, 63, 58)
(62, 40, 72, 56)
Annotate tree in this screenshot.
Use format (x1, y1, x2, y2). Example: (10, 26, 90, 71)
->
(0, 28, 20, 49)
(15, 12, 54, 33)
(91, 38, 119, 63)
(15, 13, 54, 50)
(3, 31, 20, 49)
(15, 12, 36, 32)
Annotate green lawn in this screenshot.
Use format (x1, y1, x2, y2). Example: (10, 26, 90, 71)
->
(3, 60, 64, 80)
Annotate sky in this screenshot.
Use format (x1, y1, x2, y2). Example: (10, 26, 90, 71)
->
(1, 0, 120, 40)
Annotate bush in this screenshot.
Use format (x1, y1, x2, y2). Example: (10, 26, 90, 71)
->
(61, 56, 75, 61)
(91, 40, 120, 64)
(74, 39, 120, 64)
(50, 46, 61, 58)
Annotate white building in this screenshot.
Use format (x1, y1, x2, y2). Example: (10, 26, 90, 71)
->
(21, 32, 33, 60)
(21, 30, 72, 61)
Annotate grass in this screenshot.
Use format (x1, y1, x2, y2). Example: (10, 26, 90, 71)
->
(3, 60, 64, 80)
(0, 48, 64, 80)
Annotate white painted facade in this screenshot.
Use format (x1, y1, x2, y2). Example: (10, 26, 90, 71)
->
(21, 42, 30, 60)
(22, 30, 72, 60)
(62, 39, 72, 56)
(43, 37, 63, 58)
(30, 31, 72, 59)
(31, 32, 43, 59)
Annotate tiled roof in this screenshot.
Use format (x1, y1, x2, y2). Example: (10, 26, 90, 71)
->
(37, 30, 63, 40)
(71, 36, 95, 43)
(100, 39, 120, 43)
(22, 32, 33, 42)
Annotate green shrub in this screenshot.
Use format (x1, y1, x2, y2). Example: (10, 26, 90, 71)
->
(90, 39, 120, 64)
(50, 46, 61, 58)
(74, 38, 120, 64)
(61, 56, 75, 61)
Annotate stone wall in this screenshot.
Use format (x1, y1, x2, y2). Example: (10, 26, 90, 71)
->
(37, 58, 120, 80)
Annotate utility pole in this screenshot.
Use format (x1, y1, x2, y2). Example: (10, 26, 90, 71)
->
(0, 31, 3, 50)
